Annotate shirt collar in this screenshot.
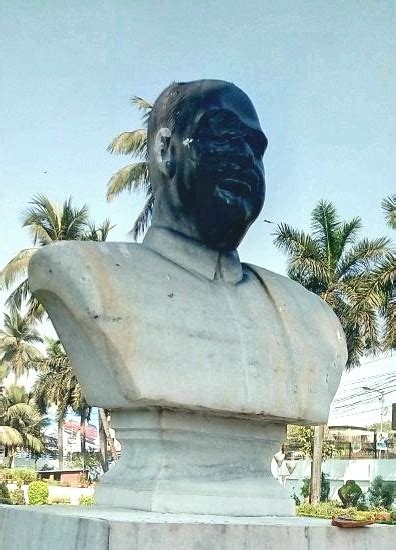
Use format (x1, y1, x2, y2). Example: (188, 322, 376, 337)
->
(142, 226, 243, 284)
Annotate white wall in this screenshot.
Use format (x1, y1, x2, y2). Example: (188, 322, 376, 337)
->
(279, 459, 396, 500)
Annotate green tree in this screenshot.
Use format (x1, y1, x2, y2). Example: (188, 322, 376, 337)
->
(34, 340, 90, 465)
(34, 340, 117, 471)
(106, 96, 153, 240)
(0, 385, 47, 468)
(382, 194, 396, 230)
(274, 200, 391, 503)
(0, 194, 112, 316)
(286, 425, 335, 459)
(0, 310, 43, 382)
(274, 200, 390, 366)
(375, 195, 396, 349)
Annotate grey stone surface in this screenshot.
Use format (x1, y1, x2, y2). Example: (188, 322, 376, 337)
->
(29, 230, 346, 423)
(1, 506, 394, 550)
(94, 409, 294, 515)
(0, 505, 109, 550)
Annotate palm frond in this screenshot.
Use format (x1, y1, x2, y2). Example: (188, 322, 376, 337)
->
(22, 194, 62, 244)
(82, 219, 114, 241)
(332, 218, 362, 262)
(107, 129, 147, 156)
(5, 278, 31, 311)
(382, 294, 395, 350)
(336, 237, 391, 279)
(106, 162, 149, 202)
(382, 194, 396, 229)
(61, 197, 90, 240)
(311, 200, 340, 266)
(0, 249, 37, 288)
(128, 192, 154, 241)
(130, 96, 153, 124)
(0, 426, 23, 447)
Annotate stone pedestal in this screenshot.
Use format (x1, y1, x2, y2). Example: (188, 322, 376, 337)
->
(95, 408, 293, 516)
(1, 506, 394, 550)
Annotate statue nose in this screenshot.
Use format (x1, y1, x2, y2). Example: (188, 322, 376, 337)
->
(230, 150, 254, 169)
(229, 137, 255, 168)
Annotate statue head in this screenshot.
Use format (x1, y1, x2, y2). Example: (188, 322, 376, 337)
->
(148, 80, 267, 251)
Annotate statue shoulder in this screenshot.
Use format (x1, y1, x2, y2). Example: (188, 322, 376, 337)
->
(28, 241, 143, 301)
(245, 262, 345, 333)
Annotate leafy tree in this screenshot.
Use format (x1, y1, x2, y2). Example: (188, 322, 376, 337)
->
(106, 96, 153, 240)
(286, 425, 335, 459)
(274, 200, 391, 504)
(375, 195, 395, 350)
(382, 194, 396, 230)
(0, 385, 47, 468)
(34, 340, 90, 465)
(301, 473, 330, 502)
(0, 194, 112, 316)
(274, 200, 390, 366)
(0, 310, 43, 382)
(367, 476, 395, 509)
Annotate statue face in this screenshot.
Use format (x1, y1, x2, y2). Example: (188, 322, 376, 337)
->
(150, 80, 267, 250)
(151, 83, 267, 251)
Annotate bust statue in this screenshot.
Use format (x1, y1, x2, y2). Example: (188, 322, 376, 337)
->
(29, 80, 347, 516)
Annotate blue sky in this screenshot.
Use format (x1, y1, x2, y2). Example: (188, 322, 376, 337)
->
(1, 1, 395, 424)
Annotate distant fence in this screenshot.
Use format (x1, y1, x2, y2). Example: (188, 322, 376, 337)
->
(283, 441, 396, 460)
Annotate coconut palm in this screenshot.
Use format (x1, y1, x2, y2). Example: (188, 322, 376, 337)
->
(382, 194, 396, 230)
(274, 200, 391, 366)
(0, 310, 43, 382)
(274, 200, 391, 504)
(0, 194, 112, 316)
(106, 96, 153, 240)
(34, 340, 117, 470)
(376, 194, 396, 349)
(0, 385, 47, 468)
(34, 340, 90, 466)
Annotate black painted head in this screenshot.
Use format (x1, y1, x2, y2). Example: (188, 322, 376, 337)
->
(148, 80, 267, 251)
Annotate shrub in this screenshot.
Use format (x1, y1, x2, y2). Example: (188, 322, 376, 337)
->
(338, 480, 363, 508)
(10, 488, 25, 505)
(79, 495, 94, 506)
(13, 469, 37, 485)
(28, 481, 49, 505)
(49, 496, 71, 505)
(0, 482, 11, 505)
(290, 488, 301, 506)
(301, 472, 330, 502)
(297, 500, 342, 518)
(367, 476, 395, 509)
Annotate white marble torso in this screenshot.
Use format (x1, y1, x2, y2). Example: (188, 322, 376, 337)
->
(29, 228, 346, 424)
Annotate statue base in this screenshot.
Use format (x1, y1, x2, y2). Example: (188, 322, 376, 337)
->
(94, 408, 294, 516)
(1, 506, 393, 550)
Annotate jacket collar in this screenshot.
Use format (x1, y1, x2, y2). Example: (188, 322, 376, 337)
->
(142, 226, 243, 284)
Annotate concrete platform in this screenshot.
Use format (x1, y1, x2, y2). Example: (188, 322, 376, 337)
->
(0, 505, 394, 550)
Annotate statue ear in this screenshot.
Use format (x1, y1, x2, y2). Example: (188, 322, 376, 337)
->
(154, 128, 175, 178)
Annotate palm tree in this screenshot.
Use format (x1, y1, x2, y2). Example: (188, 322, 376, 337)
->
(376, 194, 396, 349)
(0, 385, 47, 468)
(106, 96, 153, 240)
(34, 340, 90, 467)
(0, 310, 43, 382)
(34, 340, 117, 470)
(273, 200, 391, 503)
(382, 194, 396, 230)
(274, 200, 390, 366)
(0, 194, 112, 316)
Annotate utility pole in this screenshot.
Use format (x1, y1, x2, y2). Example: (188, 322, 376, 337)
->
(310, 424, 324, 504)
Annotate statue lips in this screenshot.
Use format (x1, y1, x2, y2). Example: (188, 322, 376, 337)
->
(214, 168, 258, 203)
